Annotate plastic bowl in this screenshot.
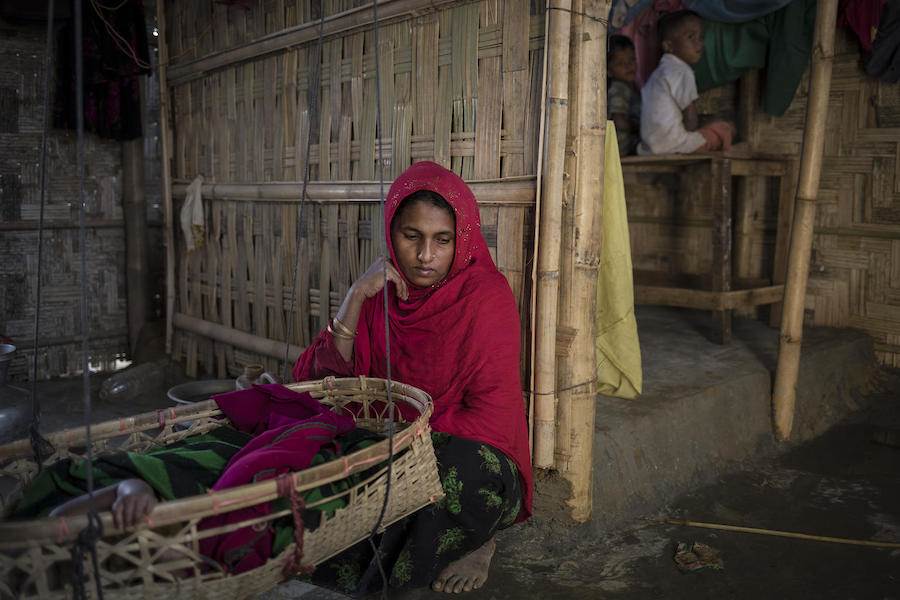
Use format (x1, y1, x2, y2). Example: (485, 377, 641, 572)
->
(167, 379, 235, 405)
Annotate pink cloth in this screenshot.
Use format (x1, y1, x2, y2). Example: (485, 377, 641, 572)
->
(293, 160, 534, 522)
(618, 0, 686, 87)
(199, 384, 355, 574)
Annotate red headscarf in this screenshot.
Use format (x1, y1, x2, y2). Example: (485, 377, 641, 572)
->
(294, 161, 533, 521)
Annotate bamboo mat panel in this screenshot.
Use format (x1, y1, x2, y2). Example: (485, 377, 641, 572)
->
(164, 0, 542, 377)
(625, 30, 900, 366)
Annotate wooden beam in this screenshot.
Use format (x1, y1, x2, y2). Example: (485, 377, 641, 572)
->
(634, 285, 785, 311)
(157, 0, 176, 355)
(166, 0, 462, 86)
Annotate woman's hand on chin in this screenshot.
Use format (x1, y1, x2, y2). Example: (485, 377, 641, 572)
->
(351, 257, 409, 301)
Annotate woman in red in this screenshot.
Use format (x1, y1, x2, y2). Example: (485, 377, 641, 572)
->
(294, 161, 533, 594)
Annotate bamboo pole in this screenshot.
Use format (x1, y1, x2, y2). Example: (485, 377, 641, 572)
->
(173, 313, 302, 362)
(532, 0, 573, 469)
(772, 0, 839, 441)
(157, 0, 176, 355)
(123, 138, 148, 355)
(555, 0, 609, 521)
(170, 177, 536, 206)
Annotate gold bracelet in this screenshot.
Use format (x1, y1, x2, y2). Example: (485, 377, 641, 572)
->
(332, 317, 356, 338)
(327, 323, 354, 340)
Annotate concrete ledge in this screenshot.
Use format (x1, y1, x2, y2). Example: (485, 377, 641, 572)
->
(588, 307, 876, 532)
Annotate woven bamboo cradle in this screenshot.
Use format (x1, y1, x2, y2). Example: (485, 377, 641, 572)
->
(0, 376, 443, 600)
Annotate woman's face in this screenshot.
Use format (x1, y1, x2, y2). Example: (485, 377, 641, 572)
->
(391, 199, 456, 288)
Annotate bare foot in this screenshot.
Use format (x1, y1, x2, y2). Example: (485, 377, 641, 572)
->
(431, 537, 496, 593)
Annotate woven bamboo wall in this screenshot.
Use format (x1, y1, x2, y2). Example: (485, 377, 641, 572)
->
(626, 29, 900, 366)
(0, 17, 128, 380)
(753, 30, 900, 366)
(163, 0, 544, 377)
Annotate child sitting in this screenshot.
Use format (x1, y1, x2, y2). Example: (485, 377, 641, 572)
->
(637, 10, 735, 155)
(607, 35, 641, 156)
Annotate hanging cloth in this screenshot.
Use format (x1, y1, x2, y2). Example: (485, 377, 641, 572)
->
(610, 0, 794, 28)
(181, 175, 205, 251)
(682, 0, 795, 23)
(693, 0, 816, 116)
(866, 0, 900, 82)
(839, 0, 886, 53)
(53, 0, 150, 140)
(616, 0, 686, 87)
(595, 123, 642, 399)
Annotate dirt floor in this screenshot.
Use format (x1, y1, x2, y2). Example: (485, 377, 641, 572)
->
(2, 362, 898, 599)
(392, 371, 900, 600)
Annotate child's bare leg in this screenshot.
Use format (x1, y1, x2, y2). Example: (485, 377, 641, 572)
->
(49, 482, 120, 518)
(49, 479, 158, 530)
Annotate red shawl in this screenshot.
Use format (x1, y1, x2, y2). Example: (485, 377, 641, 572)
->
(294, 161, 533, 521)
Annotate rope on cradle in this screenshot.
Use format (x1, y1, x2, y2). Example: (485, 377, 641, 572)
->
(367, 0, 397, 594)
(28, 0, 57, 468)
(72, 0, 104, 596)
(72, 512, 105, 600)
(277, 474, 313, 576)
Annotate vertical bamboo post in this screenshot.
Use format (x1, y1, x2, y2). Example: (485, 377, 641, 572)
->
(772, 0, 838, 441)
(555, 0, 610, 521)
(123, 138, 148, 354)
(157, 0, 176, 354)
(733, 70, 758, 289)
(532, 0, 573, 469)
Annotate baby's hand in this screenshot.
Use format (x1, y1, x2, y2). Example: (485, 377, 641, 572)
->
(112, 479, 158, 529)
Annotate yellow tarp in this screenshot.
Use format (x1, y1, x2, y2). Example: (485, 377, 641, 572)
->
(595, 122, 642, 398)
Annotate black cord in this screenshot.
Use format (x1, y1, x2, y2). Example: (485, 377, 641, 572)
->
(367, 0, 396, 597)
(28, 0, 57, 469)
(282, 1, 327, 380)
(73, 0, 104, 596)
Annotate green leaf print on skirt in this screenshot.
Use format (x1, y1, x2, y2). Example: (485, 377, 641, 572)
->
(436, 527, 466, 555)
(333, 558, 361, 593)
(501, 496, 521, 528)
(478, 487, 504, 509)
(478, 445, 502, 474)
(438, 466, 463, 514)
(391, 548, 413, 585)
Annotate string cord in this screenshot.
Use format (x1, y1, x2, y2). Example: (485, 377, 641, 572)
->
(29, 0, 57, 468)
(282, 1, 327, 380)
(367, 0, 396, 596)
(73, 0, 104, 597)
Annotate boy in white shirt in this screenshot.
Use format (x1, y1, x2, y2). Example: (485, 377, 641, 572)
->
(638, 11, 735, 155)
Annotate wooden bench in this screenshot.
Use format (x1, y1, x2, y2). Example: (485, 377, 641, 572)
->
(621, 152, 796, 344)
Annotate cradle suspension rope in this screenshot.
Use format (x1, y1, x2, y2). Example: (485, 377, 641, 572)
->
(28, 0, 57, 467)
(367, 0, 397, 595)
(72, 1, 104, 597)
(282, 1, 327, 380)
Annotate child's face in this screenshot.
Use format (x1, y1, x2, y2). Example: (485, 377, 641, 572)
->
(609, 47, 637, 83)
(663, 17, 703, 64)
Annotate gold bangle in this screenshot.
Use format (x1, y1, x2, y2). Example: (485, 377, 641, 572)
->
(332, 317, 356, 338)
(327, 323, 354, 340)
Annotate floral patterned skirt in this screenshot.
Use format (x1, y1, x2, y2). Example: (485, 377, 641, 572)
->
(312, 432, 522, 594)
